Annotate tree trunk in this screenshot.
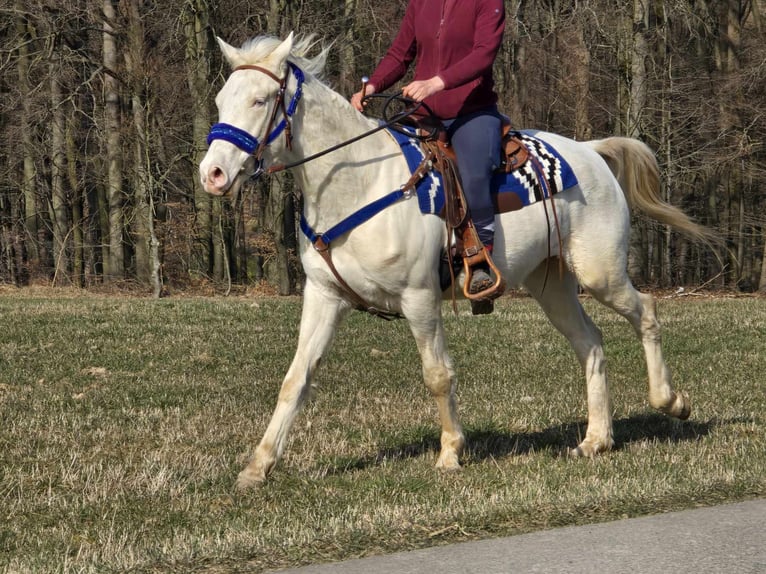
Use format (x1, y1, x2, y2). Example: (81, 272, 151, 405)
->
(103, 0, 124, 280)
(571, 17, 592, 141)
(499, 0, 525, 124)
(232, 192, 248, 284)
(16, 4, 40, 273)
(736, 160, 746, 285)
(183, 0, 215, 279)
(50, 56, 70, 285)
(339, 0, 357, 94)
(67, 113, 85, 287)
(264, 177, 295, 295)
(658, 0, 672, 285)
(125, 0, 152, 285)
(625, 0, 649, 282)
(263, 0, 297, 293)
(629, 0, 648, 139)
(759, 225, 766, 292)
(268, 0, 290, 36)
(752, 0, 764, 33)
(128, 0, 160, 296)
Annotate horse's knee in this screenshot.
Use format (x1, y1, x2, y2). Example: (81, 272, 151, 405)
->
(424, 365, 453, 397)
(637, 292, 662, 337)
(638, 291, 656, 314)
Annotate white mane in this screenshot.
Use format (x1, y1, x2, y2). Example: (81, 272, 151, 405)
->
(239, 34, 330, 79)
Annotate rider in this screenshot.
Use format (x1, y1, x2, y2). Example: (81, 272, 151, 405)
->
(351, 0, 506, 296)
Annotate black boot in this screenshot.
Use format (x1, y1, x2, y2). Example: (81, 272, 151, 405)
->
(469, 262, 495, 315)
(468, 262, 493, 294)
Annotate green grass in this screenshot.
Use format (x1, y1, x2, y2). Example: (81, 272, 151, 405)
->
(0, 291, 764, 573)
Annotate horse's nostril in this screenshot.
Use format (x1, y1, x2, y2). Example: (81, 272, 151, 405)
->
(209, 166, 227, 187)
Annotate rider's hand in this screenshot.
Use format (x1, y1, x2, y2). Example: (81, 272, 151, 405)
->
(402, 76, 445, 102)
(351, 83, 376, 112)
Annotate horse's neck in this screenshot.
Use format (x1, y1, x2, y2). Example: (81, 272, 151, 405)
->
(288, 78, 403, 225)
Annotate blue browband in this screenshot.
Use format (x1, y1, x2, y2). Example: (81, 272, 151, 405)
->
(206, 62, 305, 153)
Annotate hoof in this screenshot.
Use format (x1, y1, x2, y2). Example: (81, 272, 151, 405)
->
(570, 437, 613, 458)
(435, 450, 462, 471)
(569, 446, 586, 458)
(235, 465, 268, 491)
(658, 391, 692, 421)
(674, 392, 692, 420)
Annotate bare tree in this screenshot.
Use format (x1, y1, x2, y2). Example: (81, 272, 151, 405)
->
(102, 0, 124, 280)
(49, 48, 70, 285)
(15, 3, 42, 274)
(125, 0, 161, 296)
(183, 0, 216, 280)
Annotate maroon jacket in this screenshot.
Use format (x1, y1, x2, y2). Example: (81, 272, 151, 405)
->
(368, 0, 505, 119)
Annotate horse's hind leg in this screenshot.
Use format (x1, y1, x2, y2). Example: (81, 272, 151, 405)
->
(404, 293, 464, 470)
(236, 281, 350, 490)
(525, 264, 614, 456)
(584, 276, 691, 420)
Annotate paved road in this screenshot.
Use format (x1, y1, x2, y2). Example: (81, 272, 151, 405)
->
(269, 499, 765, 574)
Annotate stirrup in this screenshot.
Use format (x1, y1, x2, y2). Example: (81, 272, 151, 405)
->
(462, 246, 505, 302)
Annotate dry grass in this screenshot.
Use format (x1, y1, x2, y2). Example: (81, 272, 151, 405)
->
(0, 291, 764, 573)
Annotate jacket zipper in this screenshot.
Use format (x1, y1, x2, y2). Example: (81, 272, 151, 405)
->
(436, 0, 446, 38)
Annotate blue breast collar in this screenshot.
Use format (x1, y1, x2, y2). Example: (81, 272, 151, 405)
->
(300, 126, 436, 250)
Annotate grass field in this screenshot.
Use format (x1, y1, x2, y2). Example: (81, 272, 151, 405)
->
(0, 290, 764, 573)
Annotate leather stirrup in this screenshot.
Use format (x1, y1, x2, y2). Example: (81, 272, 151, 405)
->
(459, 222, 506, 302)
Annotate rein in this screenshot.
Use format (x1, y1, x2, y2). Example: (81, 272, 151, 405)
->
(267, 92, 434, 175)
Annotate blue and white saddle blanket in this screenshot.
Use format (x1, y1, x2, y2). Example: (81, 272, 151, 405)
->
(387, 127, 579, 216)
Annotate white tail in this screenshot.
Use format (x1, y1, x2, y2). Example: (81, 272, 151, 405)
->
(588, 137, 719, 246)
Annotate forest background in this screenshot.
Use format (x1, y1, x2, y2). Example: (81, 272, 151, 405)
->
(1, 0, 764, 296)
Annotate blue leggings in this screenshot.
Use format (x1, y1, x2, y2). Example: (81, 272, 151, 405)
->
(444, 107, 503, 248)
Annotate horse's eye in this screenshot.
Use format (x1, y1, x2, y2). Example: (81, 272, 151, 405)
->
(253, 98, 266, 108)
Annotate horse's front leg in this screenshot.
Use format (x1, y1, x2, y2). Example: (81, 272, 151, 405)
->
(236, 281, 349, 490)
(405, 292, 464, 470)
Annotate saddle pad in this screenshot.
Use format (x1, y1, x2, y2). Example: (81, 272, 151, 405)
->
(386, 126, 445, 215)
(387, 127, 578, 216)
(491, 131, 579, 210)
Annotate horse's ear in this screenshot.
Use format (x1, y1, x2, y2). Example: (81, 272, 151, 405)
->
(216, 37, 242, 68)
(267, 32, 294, 69)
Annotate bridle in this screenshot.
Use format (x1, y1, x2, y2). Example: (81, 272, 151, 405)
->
(206, 61, 305, 179)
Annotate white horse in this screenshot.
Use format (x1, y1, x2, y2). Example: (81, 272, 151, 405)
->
(199, 34, 713, 489)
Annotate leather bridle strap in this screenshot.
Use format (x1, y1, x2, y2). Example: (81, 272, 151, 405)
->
(207, 63, 301, 161)
(233, 64, 281, 84)
(232, 64, 293, 154)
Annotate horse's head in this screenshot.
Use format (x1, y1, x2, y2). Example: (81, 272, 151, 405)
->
(199, 33, 300, 197)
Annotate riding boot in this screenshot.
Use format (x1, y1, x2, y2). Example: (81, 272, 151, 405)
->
(460, 223, 505, 315)
(468, 259, 495, 315)
(468, 255, 493, 295)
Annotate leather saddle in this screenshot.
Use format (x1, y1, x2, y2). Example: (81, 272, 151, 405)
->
(416, 116, 530, 309)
